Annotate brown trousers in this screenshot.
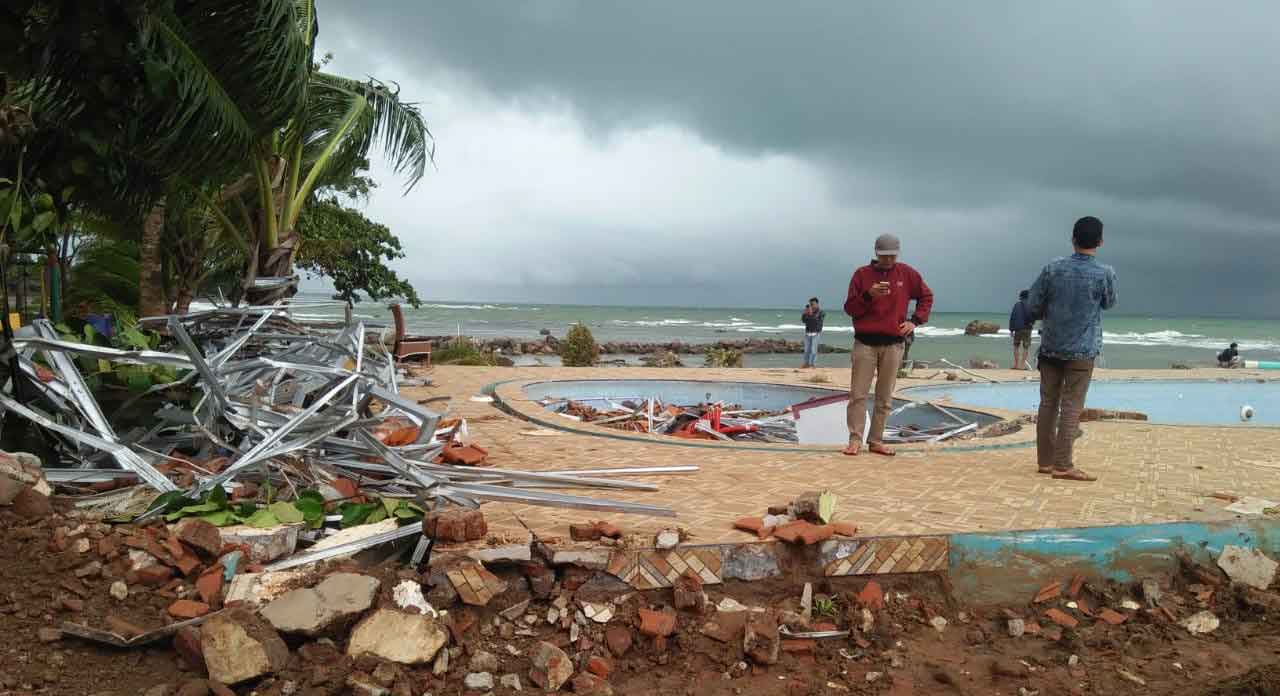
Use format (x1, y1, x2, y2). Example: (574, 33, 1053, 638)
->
(847, 341, 903, 445)
(1037, 357, 1095, 471)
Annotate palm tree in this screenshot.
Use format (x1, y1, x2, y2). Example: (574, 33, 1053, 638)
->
(204, 13, 432, 306)
(2, 1, 314, 316)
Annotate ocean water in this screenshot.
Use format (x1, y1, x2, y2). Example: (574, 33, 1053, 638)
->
(281, 293, 1280, 370)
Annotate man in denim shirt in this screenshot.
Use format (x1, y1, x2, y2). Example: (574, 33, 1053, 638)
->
(1026, 216, 1117, 482)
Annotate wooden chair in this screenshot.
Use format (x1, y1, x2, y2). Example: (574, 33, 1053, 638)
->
(388, 303, 432, 366)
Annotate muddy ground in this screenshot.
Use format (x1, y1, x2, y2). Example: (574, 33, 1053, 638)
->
(2, 507, 1279, 696)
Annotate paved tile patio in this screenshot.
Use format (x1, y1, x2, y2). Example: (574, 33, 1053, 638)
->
(403, 365, 1280, 548)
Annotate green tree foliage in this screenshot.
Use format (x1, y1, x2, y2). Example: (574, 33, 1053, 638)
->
(560, 324, 599, 367)
(296, 197, 420, 306)
(64, 238, 141, 311)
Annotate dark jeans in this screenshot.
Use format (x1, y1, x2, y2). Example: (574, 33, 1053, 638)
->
(1037, 357, 1095, 471)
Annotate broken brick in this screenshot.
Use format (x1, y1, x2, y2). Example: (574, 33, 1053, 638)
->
(637, 608, 677, 638)
(439, 443, 488, 466)
(781, 639, 816, 654)
(733, 517, 774, 540)
(586, 655, 613, 678)
(700, 613, 748, 644)
(175, 519, 224, 559)
(96, 536, 120, 558)
(673, 570, 704, 611)
(562, 566, 592, 591)
(1033, 581, 1062, 604)
(570, 524, 603, 542)
(1043, 608, 1078, 629)
(1067, 574, 1086, 598)
(168, 599, 212, 620)
(196, 567, 225, 605)
(831, 522, 859, 537)
(422, 508, 487, 543)
(772, 521, 834, 545)
(605, 626, 633, 656)
(448, 609, 477, 644)
(857, 581, 885, 610)
(593, 521, 623, 539)
(1097, 608, 1128, 625)
(135, 564, 174, 587)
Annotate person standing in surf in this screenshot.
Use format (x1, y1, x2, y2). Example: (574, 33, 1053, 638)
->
(800, 297, 826, 368)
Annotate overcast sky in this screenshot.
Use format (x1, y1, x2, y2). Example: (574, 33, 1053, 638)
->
(315, 1, 1280, 316)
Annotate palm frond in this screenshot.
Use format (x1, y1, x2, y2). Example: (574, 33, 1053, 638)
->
(301, 73, 433, 194)
(139, 0, 310, 176)
(296, 0, 318, 54)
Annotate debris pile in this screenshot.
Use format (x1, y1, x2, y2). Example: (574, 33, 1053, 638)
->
(544, 395, 993, 446)
(733, 490, 859, 544)
(0, 306, 679, 610)
(5, 493, 1280, 693)
(545, 398, 799, 442)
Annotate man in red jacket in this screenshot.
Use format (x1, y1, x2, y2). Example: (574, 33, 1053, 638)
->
(842, 234, 934, 455)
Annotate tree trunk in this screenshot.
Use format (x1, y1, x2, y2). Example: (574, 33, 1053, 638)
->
(242, 229, 299, 306)
(137, 200, 167, 317)
(174, 286, 194, 315)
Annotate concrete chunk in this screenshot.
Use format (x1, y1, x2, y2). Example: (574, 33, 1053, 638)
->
(218, 524, 300, 563)
(347, 609, 448, 665)
(1218, 545, 1278, 591)
(200, 609, 289, 685)
(260, 572, 380, 636)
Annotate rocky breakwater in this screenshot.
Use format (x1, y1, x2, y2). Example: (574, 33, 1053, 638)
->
(432, 335, 850, 356)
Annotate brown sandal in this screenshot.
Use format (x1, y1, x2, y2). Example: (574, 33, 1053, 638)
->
(842, 442, 862, 456)
(1037, 467, 1054, 475)
(1051, 469, 1097, 482)
(868, 443, 896, 457)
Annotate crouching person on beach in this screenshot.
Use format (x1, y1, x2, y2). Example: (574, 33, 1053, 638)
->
(1026, 216, 1117, 482)
(842, 234, 933, 456)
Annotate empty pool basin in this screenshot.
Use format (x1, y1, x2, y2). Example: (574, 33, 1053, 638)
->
(903, 379, 1279, 426)
(524, 379, 845, 413)
(522, 379, 999, 445)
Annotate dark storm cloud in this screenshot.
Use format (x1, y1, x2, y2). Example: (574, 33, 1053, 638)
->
(317, 1, 1280, 315)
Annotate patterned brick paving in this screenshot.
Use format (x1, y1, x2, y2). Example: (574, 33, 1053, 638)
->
(404, 365, 1280, 548)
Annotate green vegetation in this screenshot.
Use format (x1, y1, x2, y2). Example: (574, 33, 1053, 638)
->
(153, 486, 422, 529)
(560, 323, 599, 367)
(0, 1, 430, 319)
(434, 337, 498, 367)
(704, 347, 744, 368)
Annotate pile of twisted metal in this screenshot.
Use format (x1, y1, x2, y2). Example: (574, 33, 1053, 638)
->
(3, 301, 683, 572)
